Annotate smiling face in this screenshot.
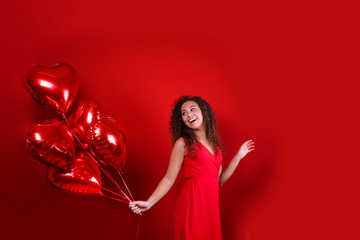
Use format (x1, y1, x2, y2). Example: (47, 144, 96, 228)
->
(181, 100, 204, 130)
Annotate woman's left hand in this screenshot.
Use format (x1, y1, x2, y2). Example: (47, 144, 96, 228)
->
(237, 140, 255, 160)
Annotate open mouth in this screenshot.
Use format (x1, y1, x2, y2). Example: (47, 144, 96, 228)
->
(189, 118, 197, 123)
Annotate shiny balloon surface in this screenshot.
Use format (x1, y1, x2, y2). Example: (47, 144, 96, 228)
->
(24, 63, 79, 115)
(25, 119, 76, 170)
(68, 99, 103, 149)
(47, 151, 102, 195)
(88, 115, 128, 170)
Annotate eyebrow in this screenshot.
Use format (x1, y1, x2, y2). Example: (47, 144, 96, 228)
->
(181, 105, 196, 112)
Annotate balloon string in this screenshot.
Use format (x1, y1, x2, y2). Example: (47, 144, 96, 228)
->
(89, 154, 131, 202)
(66, 126, 132, 203)
(135, 215, 142, 240)
(101, 163, 132, 202)
(99, 192, 129, 204)
(118, 170, 134, 202)
(70, 128, 82, 145)
(102, 187, 128, 200)
(62, 108, 140, 239)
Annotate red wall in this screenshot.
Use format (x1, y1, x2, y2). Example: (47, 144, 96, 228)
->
(1, 1, 359, 239)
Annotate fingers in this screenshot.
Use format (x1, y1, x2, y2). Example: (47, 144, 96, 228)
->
(245, 140, 255, 151)
(239, 140, 255, 151)
(129, 204, 142, 214)
(134, 206, 142, 214)
(129, 204, 139, 211)
(129, 201, 146, 215)
(246, 139, 254, 145)
(129, 201, 140, 206)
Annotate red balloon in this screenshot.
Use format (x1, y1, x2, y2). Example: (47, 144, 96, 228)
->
(47, 151, 102, 195)
(88, 115, 128, 170)
(25, 119, 76, 170)
(68, 99, 103, 149)
(24, 63, 79, 115)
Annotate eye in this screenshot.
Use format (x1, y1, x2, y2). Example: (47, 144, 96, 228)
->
(191, 108, 196, 111)
(182, 112, 187, 116)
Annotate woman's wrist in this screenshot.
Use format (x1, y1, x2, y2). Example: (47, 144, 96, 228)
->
(235, 152, 243, 161)
(146, 199, 155, 209)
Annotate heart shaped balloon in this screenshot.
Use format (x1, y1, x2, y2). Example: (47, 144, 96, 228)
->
(47, 151, 102, 195)
(88, 114, 128, 170)
(25, 119, 76, 170)
(24, 63, 79, 115)
(68, 99, 103, 149)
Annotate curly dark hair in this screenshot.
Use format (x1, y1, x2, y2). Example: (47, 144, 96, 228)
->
(169, 96, 224, 156)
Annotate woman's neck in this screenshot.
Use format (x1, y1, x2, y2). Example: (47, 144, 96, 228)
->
(194, 127, 206, 142)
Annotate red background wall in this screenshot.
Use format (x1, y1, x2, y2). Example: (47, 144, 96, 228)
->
(1, 1, 359, 239)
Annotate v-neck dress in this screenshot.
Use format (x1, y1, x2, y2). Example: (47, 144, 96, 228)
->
(174, 139, 223, 240)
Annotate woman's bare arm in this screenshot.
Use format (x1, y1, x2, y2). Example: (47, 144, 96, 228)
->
(129, 138, 186, 214)
(219, 140, 254, 186)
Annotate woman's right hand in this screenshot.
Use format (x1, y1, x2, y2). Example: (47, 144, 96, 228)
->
(129, 201, 151, 215)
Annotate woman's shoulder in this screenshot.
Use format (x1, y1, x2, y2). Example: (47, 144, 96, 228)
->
(173, 137, 187, 155)
(174, 137, 186, 147)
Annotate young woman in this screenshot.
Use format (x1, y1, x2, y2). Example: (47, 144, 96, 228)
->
(129, 96, 255, 239)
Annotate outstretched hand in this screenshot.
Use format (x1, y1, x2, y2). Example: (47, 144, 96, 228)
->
(237, 140, 255, 160)
(129, 201, 151, 215)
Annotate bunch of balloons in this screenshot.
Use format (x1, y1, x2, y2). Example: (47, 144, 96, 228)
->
(24, 63, 134, 204)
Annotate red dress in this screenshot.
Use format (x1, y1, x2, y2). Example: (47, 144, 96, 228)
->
(174, 140, 223, 240)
